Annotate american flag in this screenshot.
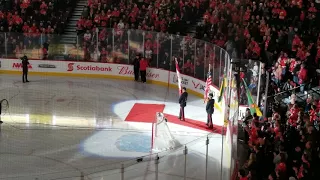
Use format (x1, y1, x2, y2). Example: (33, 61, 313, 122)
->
(175, 59, 182, 95)
(204, 71, 212, 102)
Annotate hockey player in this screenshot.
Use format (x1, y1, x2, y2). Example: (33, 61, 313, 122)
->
(21, 55, 30, 83)
(178, 87, 188, 121)
(206, 93, 215, 128)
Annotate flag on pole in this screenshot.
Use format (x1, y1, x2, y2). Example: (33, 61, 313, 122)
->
(175, 59, 182, 95)
(204, 67, 212, 102)
(218, 76, 226, 103)
(242, 79, 262, 116)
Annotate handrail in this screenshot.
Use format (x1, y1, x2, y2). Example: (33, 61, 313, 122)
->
(267, 81, 312, 98)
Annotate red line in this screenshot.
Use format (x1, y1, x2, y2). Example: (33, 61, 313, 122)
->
(151, 122, 154, 150)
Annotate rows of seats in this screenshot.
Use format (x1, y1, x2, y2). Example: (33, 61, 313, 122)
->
(0, 0, 77, 59)
(0, 0, 76, 34)
(77, 0, 206, 35)
(74, 0, 205, 69)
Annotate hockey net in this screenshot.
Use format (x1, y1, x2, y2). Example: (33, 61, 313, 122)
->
(151, 112, 181, 152)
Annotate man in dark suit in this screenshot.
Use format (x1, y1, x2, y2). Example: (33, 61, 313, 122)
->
(178, 87, 188, 121)
(21, 55, 30, 83)
(206, 93, 215, 128)
(132, 54, 140, 81)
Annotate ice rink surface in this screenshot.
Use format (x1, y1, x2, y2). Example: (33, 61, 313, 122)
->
(0, 75, 230, 180)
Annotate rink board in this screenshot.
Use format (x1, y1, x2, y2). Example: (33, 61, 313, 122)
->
(0, 58, 227, 113)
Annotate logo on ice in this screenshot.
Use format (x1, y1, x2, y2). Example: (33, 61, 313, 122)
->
(67, 63, 112, 72)
(12, 63, 32, 69)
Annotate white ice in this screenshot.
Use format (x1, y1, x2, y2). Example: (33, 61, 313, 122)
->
(0, 75, 231, 180)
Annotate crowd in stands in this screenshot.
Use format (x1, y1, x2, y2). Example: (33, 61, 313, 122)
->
(76, 0, 215, 74)
(0, 0, 77, 59)
(195, 0, 320, 179)
(77, 0, 206, 35)
(239, 95, 320, 180)
(0, 0, 319, 178)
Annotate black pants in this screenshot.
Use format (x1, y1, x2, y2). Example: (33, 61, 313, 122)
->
(179, 106, 185, 120)
(22, 70, 28, 82)
(207, 113, 213, 126)
(140, 70, 146, 82)
(134, 68, 139, 81)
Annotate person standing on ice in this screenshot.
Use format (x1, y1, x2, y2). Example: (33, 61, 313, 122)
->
(21, 55, 30, 83)
(139, 56, 148, 83)
(132, 54, 140, 81)
(178, 87, 188, 121)
(206, 93, 215, 128)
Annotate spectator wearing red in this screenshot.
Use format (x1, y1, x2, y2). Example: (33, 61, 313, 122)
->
(238, 169, 249, 180)
(309, 105, 317, 123)
(298, 63, 307, 92)
(292, 35, 301, 54)
(183, 59, 194, 75)
(273, 64, 282, 85)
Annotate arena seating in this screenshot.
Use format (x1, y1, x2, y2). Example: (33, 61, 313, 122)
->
(0, 0, 77, 59)
(77, 0, 207, 35)
(0, 0, 77, 34)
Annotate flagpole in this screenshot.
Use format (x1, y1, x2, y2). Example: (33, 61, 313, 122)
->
(204, 64, 211, 104)
(263, 71, 270, 118)
(256, 62, 262, 106)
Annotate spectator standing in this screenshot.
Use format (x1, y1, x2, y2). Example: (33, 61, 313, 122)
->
(132, 54, 140, 81)
(139, 56, 148, 83)
(298, 63, 308, 92)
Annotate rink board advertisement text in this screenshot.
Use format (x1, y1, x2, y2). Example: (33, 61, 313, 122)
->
(0, 58, 247, 118)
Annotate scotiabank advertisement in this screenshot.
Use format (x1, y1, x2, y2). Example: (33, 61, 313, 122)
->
(1, 59, 166, 82)
(66, 62, 112, 72)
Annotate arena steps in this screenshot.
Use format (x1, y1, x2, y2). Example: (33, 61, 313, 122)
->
(60, 0, 87, 44)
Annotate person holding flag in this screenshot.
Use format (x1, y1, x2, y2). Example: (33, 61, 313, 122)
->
(206, 93, 215, 128)
(175, 58, 188, 121)
(179, 87, 188, 121)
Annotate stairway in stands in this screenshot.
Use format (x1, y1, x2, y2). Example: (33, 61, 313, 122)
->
(60, 0, 87, 44)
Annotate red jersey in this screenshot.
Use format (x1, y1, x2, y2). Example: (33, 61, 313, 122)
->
(139, 59, 148, 71)
(289, 59, 296, 72)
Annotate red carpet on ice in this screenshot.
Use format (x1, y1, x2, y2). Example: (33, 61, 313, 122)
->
(125, 103, 224, 134)
(125, 103, 165, 123)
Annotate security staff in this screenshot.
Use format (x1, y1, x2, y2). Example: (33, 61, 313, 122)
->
(206, 93, 215, 128)
(132, 54, 140, 81)
(21, 55, 29, 83)
(139, 56, 148, 83)
(178, 87, 188, 121)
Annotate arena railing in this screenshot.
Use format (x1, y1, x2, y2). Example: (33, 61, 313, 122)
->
(0, 30, 240, 180)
